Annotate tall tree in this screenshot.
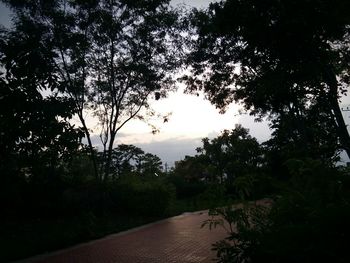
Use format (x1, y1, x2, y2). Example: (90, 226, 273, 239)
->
(2, 0, 182, 180)
(86, 0, 180, 179)
(184, 0, 350, 158)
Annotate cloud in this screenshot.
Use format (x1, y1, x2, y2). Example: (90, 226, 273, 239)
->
(237, 115, 272, 142)
(0, 3, 12, 28)
(171, 0, 218, 8)
(82, 133, 203, 167)
(81, 135, 102, 150)
(135, 136, 203, 167)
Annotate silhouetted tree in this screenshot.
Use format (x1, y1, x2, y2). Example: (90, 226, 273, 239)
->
(139, 152, 163, 176)
(109, 144, 144, 178)
(173, 155, 209, 182)
(107, 144, 163, 178)
(84, 0, 181, 179)
(197, 125, 262, 183)
(2, 0, 183, 180)
(184, 0, 350, 159)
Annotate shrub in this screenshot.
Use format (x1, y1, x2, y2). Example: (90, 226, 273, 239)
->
(111, 177, 176, 216)
(166, 175, 207, 199)
(196, 183, 227, 209)
(62, 181, 112, 215)
(206, 159, 350, 263)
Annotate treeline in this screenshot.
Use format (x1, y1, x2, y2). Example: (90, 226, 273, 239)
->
(1, 142, 167, 217)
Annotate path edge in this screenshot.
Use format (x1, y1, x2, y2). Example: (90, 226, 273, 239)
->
(13, 210, 208, 263)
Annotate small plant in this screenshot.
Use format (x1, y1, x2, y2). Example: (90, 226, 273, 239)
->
(202, 202, 271, 263)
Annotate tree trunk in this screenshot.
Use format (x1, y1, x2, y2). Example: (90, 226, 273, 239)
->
(79, 114, 99, 180)
(104, 132, 116, 181)
(327, 72, 350, 159)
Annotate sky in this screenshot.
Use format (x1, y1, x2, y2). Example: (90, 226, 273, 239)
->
(2, 0, 349, 167)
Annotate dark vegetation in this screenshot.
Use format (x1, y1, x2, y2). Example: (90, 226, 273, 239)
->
(186, 0, 350, 262)
(1, 0, 350, 262)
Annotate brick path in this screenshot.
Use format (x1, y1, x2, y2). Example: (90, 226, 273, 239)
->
(22, 211, 228, 263)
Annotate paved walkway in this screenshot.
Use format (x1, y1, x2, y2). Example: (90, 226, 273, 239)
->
(22, 211, 228, 263)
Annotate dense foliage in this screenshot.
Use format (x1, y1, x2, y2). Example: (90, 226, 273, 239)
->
(184, 0, 350, 159)
(171, 125, 275, 201)
(186, 1, 350, 262)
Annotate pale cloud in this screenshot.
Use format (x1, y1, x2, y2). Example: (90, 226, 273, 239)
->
(85, 133, 204, 167)
(237, 115, 271, 143)
(118, 86, 241, 141)
(0, 3, 11, 28)
(171, 0, 218, 8)
(135, 137, 202, 167)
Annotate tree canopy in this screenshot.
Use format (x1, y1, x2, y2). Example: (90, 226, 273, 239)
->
(197, 124, 262, 182)
(0, 16, 83, 182)
(107, 144, 163, 178)
(1, 0, 183, 180)
(184, 0, 350, 159)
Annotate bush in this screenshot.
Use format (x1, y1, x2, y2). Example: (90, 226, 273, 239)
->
(110, 177, 176, 216)
(166, 175, 207, 199)
(62, 181, 112, 215)
(196, 183, 227, 209)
